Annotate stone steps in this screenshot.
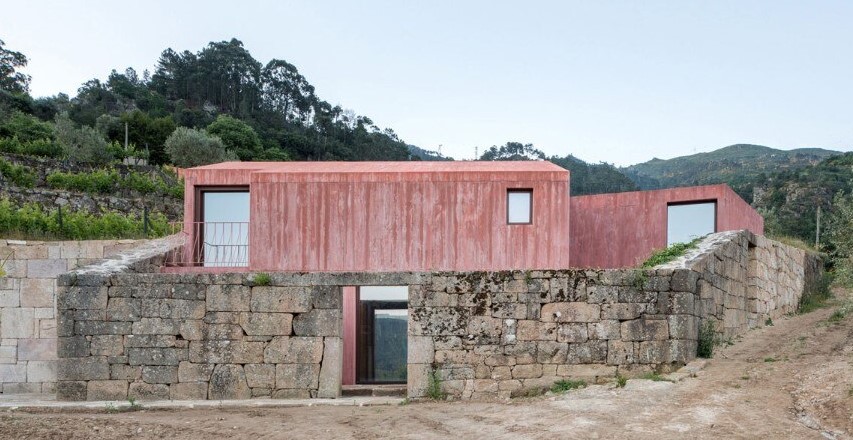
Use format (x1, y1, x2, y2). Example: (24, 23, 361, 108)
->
(341, 384, 407, 397)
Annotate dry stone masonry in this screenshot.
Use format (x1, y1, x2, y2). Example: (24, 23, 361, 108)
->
(51, 230, 822, 401)
(0, 238, 145, 394)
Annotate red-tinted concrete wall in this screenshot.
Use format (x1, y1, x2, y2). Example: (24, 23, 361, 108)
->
(183, 162, 571, 272)
(569, 184, 763, 268)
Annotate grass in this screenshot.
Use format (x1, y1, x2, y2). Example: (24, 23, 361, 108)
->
(828, 301, 852, 323)
(640, 237, 703, 268)
(105, 397, 143, 413)
(615, 373, 627, 388)
(0, 250, 12, 277)
(768, 235, 819, 253)
(763, 357, 777, 363)
(640, 372, 674, 382)
(764, 317, 773, 326)
(799, 271, 834, 314)
(252, 273, 271, 286)
(551, 379, 587, 393)
(696, 319, 717, 358)
(740, 375, 750, 380)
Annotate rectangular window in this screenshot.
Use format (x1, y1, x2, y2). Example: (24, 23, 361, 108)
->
(198, 189, 250, 267)
(667, 201, 716, 246)
(507, 189, 533, 224)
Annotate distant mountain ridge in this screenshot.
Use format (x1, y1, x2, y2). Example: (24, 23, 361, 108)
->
(621, 144, 841, 195)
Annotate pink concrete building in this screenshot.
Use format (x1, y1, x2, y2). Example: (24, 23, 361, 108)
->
(172, 161, 763, 387)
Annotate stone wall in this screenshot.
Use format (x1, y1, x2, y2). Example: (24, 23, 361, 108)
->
(54, 231, 822, 401)
(0, 238, 146, 393)
(0, 152, 183, 220)
(407, 231, 824, 399)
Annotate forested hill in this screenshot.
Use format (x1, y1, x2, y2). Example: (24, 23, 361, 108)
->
(622, 144, 840, 196)
(2, 38, 424, 164)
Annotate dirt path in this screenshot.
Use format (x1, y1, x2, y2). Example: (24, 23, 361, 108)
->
(2, 292, 851, 440)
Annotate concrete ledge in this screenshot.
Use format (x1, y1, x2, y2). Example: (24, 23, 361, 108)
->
(0, 393, 402, 410)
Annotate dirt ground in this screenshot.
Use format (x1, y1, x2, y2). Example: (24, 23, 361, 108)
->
(2, 290, 851, 440)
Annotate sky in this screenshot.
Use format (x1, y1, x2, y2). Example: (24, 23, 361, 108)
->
(2, 1, 852, 165)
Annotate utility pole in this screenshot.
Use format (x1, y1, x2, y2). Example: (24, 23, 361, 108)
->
(124, 122, 129, 151)
(474, 146, 478, 161)
(815, 205, 821, 248)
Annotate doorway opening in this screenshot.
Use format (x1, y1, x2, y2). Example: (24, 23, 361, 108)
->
(342, 286, 408, 390)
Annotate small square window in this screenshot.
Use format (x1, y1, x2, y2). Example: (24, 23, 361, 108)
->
(507, 189, 532, 224)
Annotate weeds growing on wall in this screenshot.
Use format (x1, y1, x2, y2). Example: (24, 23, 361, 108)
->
(696, 319, 717, 358)
(252, 273, 271, 286)
(426, 368, 447, 400)
(641, 237, 703, 268)
(0, 198, 169, 240)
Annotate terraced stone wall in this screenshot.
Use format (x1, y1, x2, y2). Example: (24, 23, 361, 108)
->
(0, 238, 145, 394)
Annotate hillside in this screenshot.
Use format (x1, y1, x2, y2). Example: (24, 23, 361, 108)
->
(751, 151, 853, 242)
(623, 144, 840, 198)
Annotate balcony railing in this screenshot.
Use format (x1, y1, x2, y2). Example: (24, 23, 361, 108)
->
(164, 222, 250, 268)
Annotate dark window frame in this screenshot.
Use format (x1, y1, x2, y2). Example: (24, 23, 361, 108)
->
(507, 188, 534, 225)
(192, 186, 251, 266)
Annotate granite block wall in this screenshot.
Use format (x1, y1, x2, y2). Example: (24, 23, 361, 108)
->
(53, 231, 822, 401)
(56, 273, 344, 401)
(0, 238, 145, 394)
(407, 231, 824, 399)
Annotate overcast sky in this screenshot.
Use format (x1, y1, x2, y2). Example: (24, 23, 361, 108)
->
(3, 1, 852, 165)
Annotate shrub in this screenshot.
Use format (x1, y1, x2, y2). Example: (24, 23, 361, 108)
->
(165, 127, 236, 167)
(0, 136, 63, 158)
(696, 319, 717, 358)
(47, 169, 117, 193)
(0, 198, 168, 240)
(0, 157, 36, 187)
(45, 169, 183, 198)
(54, 113, 114, 165)
(615, 374, 627, 388)
(0, 111, 53, 142)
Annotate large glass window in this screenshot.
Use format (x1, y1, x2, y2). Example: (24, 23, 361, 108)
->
(357, 286, 408, 384)
(507, 189, 533, 224)
(201, 191, 249, 267)
(667, 201, 716, 246)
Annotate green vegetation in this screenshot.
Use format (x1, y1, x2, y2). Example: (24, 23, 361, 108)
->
(640, 372, 673, 382)
(641, 237, 703, 268)
(0, 198, 168, 240)
(763, 357, 777, 363)
(478, 142, 638, 196)
(828, 301, 852, 323)
(551, 379, 587, 393)
(0, 157, 36, 187)
(799, 272, 834, 314)
(697, 320, 717, 358)
(622, 144, 839, 196)
(426, 368, 446, 400)
(46, 169, 182, 198)
(252, 273, 272, 286)
(106, 397, 143, 413)
(615, 373, 627, 388)
(764, 317, 773, 326)
(164, 127, 236, 167)
(0, 249, 12, 277)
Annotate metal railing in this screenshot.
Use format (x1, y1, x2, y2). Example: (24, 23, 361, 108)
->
(164, 222, 250, 268)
